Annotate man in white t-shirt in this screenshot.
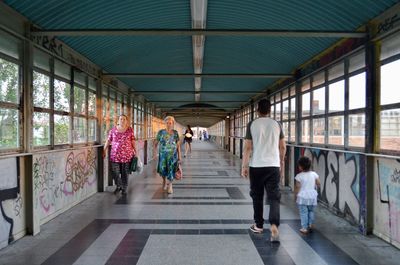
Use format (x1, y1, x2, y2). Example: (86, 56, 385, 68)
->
(241, 99, 286, 242)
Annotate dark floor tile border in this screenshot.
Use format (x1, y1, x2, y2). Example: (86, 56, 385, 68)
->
(119, 201, 253, 205)
(41, 219, 111, 265)
(107, 228, 294, 265)
(149, 186, 245, 201)
(42, 219, 358, 265)
(284, 221, 359, 265)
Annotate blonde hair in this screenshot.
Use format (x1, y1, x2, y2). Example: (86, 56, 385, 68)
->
(164, 116, 175, 123)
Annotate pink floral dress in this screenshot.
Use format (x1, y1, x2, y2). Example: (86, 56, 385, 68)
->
(108, 127, 135, 163)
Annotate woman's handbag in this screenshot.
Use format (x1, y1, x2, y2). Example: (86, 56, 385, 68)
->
(175, 164, 183, 180)
(130, 156, 138, 173)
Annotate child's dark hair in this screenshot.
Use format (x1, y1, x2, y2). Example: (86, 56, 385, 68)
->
(298, 156, 311, 171)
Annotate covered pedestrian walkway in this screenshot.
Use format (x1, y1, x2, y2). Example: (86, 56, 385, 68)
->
(0, 141, 399, 265)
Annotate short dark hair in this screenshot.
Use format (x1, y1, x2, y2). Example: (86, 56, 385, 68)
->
(298, 156, 311, 171)
(258, 99, 271, 115)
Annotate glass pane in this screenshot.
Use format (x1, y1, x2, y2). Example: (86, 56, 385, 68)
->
(33, 112, 50, 146)
(349, 51, 365, 73)
(33, 71, 50, 108)
(329, 80, 344, 113)
(328, 116, 344, 145)
(110, 99, 115, 123)
(89, 77, 96, 91)
(88, 119, 96, 142)
(381, 33, 400, 61)
(312, 72, 324, 87)
(54, 60, 70, 80)
(381, 60, 400, 105)
(282, 122, 289, 141)
(290, 97, 296, 120)
(282, 100, 289, 120)
(88, 91, 96, 116)
(102, 97, 107, 116)
(328, 63, 344, 80)
(271, 104, 275, 119)
(0, 58, 19, 103)
(74, 86, 86, 115)
(290, 85, 296, 96)
(282, 89, 289, 100)
(74, 70, 86, 86)
(302, 92, 310, 117)
(313, 118, 325, 144)
(73, 117, 87, 143)
(349, 114, 365, 147)
(276, 103, 281, 121)
(301, 78, 310, 92)
(380, 109, 400, 150)
(33, 48, 50, 71)
(301, 119, 310, 143)
(54, 79, 70, 111)
(54, 114, 70, 145)
(312, 87, 325, 115)
(290, 121, 296, 142)
(0, 108, 18, 148)
(102, 123, 108, 142)
(349, 72, 366, 109)
(0, 29, 21, 59)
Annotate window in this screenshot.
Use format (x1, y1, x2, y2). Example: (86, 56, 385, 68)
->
(312, 87, 325, 115)
(349, 72, 366, 110)
(302, 92, 310, 117)
(302, 119, 310, 143)
(313, 118, 325, 144)
(328, 116, 344, 145)
(0, 57, 20, 149)
(379, 34, 400, 152)
(381, 60, 400, 105)
(328, 80, 344, 113)
(54, 79, 70, 111)
(349, 114, 365, 147)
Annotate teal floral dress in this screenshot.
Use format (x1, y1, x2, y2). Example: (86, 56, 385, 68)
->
(157, 129, 180, 181)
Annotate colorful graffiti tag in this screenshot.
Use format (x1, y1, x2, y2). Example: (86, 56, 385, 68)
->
(295, 147, 366, 233)
(33, 149, 97, 220)
(0, 158, 20, 249)
(375, 158, 400, 247)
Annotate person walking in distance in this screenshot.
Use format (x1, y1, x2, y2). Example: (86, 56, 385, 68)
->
(241, 99, 286, 242)
(184, 125, 193, 158)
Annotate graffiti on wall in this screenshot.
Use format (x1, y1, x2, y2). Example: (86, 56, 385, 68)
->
(0, 158, 20, 249)
(375, 158, 400, 246)
(33, 149, 97, 220)
(296, 148, 366, 232)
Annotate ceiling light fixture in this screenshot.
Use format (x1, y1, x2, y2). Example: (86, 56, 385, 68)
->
(190, 0, 207, 102)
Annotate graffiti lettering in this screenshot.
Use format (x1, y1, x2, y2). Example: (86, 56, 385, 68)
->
(377, 14, 399, 34)
(300, 148, 365, 231)
(391, 168, 400, 184)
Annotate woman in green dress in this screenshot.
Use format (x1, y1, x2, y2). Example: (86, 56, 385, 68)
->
(153, 116, 182, 194)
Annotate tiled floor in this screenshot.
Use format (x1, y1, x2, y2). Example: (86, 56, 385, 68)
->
(1, 141, 400, 265)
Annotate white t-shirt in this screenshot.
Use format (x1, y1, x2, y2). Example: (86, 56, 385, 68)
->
(245, 117, 284, 167)
(295, 171, 319, 205)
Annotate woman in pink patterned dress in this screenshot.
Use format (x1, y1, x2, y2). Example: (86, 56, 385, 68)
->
(103, 115, 136, 195)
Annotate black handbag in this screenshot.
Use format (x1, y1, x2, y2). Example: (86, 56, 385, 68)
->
(130, 156, 138, 172)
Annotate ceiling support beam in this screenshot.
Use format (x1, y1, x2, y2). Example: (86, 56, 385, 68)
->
(103, 73, 292, 78)
(152, 101, 246, 103)
(132, 90, 265, 94)
(31, 29, 367, 38)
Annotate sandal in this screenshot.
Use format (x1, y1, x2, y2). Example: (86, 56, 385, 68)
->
(249, 224, 263, 234)
(167, 184, 173, 194)
(299, 228, 308, 234)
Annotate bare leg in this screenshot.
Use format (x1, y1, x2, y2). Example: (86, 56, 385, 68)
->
(162, 177, 167, 190)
